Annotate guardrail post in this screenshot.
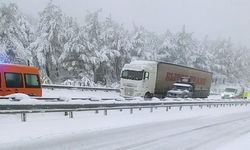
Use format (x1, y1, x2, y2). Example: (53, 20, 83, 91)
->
(120, 109, 123, 112)
(190, 106, 193, 110)
(69, 112, 73, 118)
(21, 113, 26, 122)
(139, 108, 142, 111)
(95, 110, 99, 114)
(104, 109, 108, 116)
(169, 106, 171, 110)
(64, 112, 68, 116)
(166, 107, 168, 111)
(130, 108, 133, 114)
(150, 107, 153, 113)
(179, 106, 182, 111)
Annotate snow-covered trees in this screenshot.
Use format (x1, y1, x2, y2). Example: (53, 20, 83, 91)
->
(0, 3, 33, 64)
(99, 16, 131, 83)
(1, 2, 250, 86)
(60, 12, 132, 85)
(131, 26, 160, 61)
(156, 27, 199, 67)
(29, 2, 64, 83)
(163, 26, 197, 66)
(59, 16, 86, 82)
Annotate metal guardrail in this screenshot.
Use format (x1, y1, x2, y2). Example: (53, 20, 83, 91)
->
(42, 84, 120, 92)
(1, 100, 250, 122)
(0, 96, 133, 102)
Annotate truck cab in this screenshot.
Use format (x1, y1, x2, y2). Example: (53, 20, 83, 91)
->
(120, 61, 157, 98)
(166, 77, 194, 98)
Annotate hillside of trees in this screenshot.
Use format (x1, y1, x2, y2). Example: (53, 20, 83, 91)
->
(1, 2, 250, 87)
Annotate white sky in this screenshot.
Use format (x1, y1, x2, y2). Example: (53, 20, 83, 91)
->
(2, 0, 250, 47)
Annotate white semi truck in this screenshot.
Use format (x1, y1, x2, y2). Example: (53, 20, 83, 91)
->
(120, 60, 212, 98)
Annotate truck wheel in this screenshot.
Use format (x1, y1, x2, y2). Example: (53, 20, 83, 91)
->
(144, 92, 152, 98)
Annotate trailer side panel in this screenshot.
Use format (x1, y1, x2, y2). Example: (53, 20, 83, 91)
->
(155, 62, 212, 97)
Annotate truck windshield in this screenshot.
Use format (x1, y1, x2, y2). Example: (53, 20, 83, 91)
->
(121, 70, 143, 80)
(224, 88, 237, 93)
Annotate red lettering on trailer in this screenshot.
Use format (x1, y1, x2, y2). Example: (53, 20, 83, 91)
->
(165, 72, 206, 85)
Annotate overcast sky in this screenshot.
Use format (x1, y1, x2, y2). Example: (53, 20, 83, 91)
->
(3, 0, 250, 47)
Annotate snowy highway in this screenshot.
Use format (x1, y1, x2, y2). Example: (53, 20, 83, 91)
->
(2, 0, 250, 149)
(6, 111, 250, 150)
(1, 93, 250, 150)
(53, 112, 250, 150)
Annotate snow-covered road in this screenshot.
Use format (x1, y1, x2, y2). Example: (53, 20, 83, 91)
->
(1, 104, 250, 150)
(66, 112, 250, 150)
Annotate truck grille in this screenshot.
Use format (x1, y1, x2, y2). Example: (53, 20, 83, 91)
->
(125, 87, 134, 96)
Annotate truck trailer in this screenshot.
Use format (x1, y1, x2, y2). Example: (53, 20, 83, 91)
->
(120, 60, 212, 98)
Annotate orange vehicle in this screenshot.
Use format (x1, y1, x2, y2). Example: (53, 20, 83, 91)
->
(0, 64, 42, 96)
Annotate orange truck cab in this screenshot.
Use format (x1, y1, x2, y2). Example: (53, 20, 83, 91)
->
(0, 64, 42, 96)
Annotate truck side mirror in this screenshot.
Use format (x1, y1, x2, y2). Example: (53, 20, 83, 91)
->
(144, 72, 149, 80)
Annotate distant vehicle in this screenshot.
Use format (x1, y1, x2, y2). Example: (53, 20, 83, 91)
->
(221, 87, 244, 99)
(0, 64, 42, 96)
(120, 60, 212, 98)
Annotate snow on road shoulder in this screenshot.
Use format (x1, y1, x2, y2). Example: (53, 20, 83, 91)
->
(216, 133, 250, 150)
(42, 88, 121, 98)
